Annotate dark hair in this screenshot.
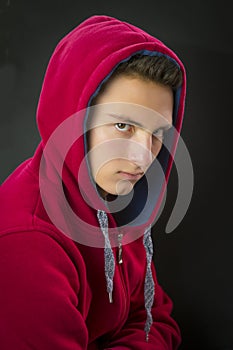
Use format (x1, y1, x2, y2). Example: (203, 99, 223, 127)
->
(92, 54, 183, 104)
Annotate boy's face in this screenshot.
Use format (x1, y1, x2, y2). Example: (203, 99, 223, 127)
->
(88, 76, 173, 197)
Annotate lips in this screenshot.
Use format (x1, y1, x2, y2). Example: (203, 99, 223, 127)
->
(117, 171, 144, 181)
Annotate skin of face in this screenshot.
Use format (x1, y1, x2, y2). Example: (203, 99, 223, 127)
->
(88, 75, 173, 198)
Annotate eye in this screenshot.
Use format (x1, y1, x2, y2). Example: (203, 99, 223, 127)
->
(153, 128, 165, 141)
(115, 123, 132, 132)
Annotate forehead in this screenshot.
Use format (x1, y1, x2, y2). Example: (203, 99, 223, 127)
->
(87, 102, 172, 133)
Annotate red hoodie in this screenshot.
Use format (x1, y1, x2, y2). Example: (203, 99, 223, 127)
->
(0, 15, 186, 349)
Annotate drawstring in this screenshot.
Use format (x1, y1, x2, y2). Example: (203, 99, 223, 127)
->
(97, 210, 115, 303)
(97, 210, 155, 341)
(143, 226, 155, 342)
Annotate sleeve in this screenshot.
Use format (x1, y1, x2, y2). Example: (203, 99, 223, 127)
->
(102, 263, 181, 350)
(0, 231, 89, 350)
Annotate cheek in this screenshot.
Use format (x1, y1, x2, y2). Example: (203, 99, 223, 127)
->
(90, 160, 114, 183)
(151, 139, 163, 158)
(88, 127, 113, 150)
(88, 129, 100, 149)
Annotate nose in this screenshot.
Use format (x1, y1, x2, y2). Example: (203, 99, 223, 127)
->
(127, 130, 153, 169)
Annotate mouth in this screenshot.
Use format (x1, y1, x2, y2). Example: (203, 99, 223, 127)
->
(117, 171, 144, 181)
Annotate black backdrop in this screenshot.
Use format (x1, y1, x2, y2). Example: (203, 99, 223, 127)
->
(0, 1, 232, 349)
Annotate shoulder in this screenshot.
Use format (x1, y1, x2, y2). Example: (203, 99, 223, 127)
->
(0, 229, 91, 310)
(0, 229, 86, 279)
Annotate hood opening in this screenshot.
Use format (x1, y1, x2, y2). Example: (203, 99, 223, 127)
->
(84, 50, 182, 228)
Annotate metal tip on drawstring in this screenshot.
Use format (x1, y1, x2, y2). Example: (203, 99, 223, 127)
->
(146, 332, 149, 342)
(109, 292, 113, 303)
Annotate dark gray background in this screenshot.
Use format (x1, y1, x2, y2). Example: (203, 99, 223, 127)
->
(0, 1, 232, 349)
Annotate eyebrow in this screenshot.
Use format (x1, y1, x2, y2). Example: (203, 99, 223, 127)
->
(108, 114, 172, 133)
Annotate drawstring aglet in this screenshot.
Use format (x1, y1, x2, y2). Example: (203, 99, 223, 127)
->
(109, 292, 113, 303)
(118, 233, 123, 264)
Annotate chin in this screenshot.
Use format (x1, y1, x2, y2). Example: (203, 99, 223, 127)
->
(115, 180, 134, 196)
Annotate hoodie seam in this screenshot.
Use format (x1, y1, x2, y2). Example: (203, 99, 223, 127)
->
(0, 227, 82, 276)
(116, 255, 129, 323)
(32, 186, 41, 228)
(122, 22, 149, 42)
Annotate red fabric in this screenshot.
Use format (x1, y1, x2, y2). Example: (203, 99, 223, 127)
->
(0, 15, 185, 349)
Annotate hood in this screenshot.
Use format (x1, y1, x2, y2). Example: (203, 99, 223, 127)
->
(37, 15, 186, 247)
(36, 15, 186, 342)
